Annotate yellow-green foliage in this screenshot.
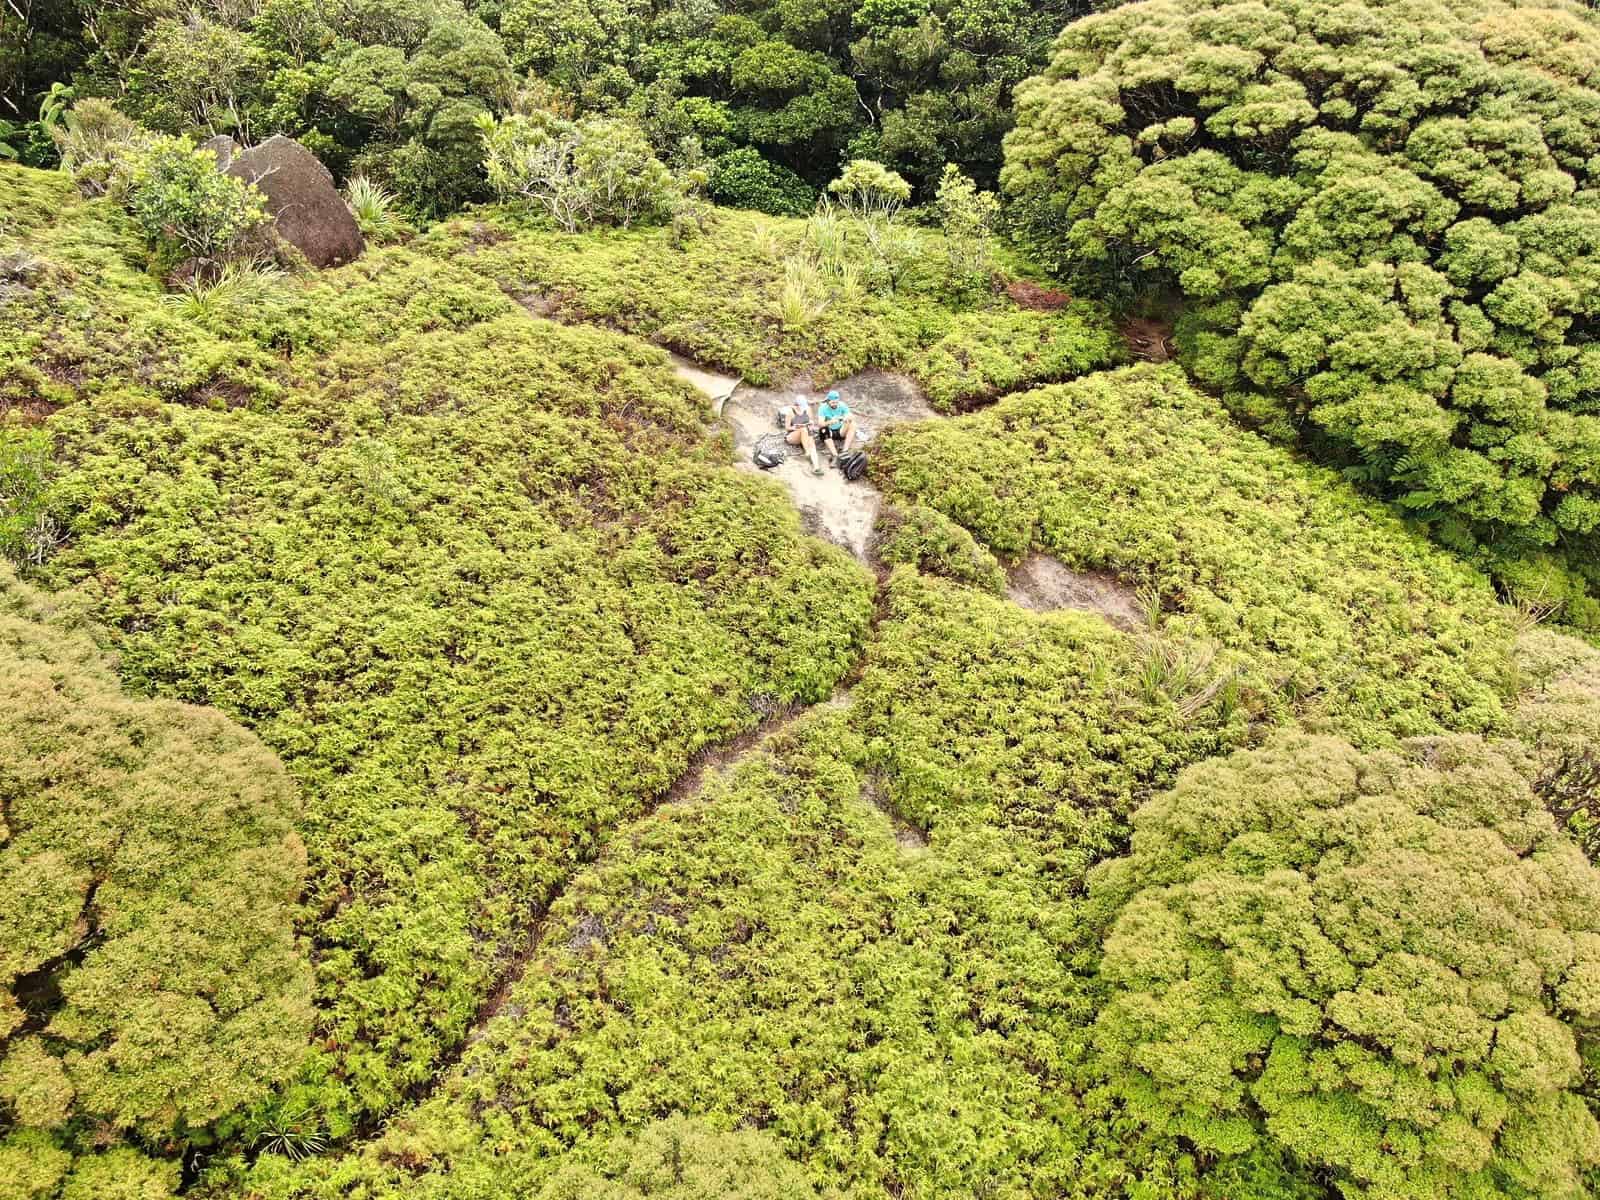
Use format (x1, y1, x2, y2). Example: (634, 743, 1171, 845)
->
(414, 206, 1121, 391)
(238, 707, 1094, 1200)
(1089, 733, 1600, 1198)
(875, 366, 1518, 744)
(232, 571, 1260, 1199)
(874, 505, 1006, 593)
(2, 164, 876, 1141)
(1513, 628, 1600, 858)
(0, 167, 284, 412)
(856, 570, 1246, 891)
(916, 306, 1124, 412)
(535, 1116, 826, 1199)
(1004, 0, 1600, 586)
(0, 564, 309, 1177)
(5, 158, 1598, 1200)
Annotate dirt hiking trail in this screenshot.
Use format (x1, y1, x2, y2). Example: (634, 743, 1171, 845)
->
(670, 355, 933, 561)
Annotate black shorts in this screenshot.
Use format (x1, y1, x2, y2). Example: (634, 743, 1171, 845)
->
(819, 426, 844, 445)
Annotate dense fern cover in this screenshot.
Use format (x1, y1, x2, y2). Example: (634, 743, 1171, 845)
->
(0, 565, 310, 1188)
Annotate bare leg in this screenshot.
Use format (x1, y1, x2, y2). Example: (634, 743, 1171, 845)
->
(840, 417, 857, 454)
(785, 426, 821, 471)
(801, 427, 822, 473)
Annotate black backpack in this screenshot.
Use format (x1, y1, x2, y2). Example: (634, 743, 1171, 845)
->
(752, 434, 786, 469)
(837, 449, 868, 481)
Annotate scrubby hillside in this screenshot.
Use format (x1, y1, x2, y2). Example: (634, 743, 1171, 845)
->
(6, 11, 1600, 1190)
(1004, 0, 1600, 621)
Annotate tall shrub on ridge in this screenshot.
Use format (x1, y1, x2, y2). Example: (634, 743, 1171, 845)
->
(1089, 732, 1600, 1198)
(1003, 0, 1600, 590)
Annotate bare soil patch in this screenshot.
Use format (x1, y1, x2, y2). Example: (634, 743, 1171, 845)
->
(1007, 555, 1145, 631)
(1121, 316, 1175, 363)
(1005, 280, 1074, 310)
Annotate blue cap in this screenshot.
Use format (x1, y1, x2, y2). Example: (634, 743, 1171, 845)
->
(826, 390, 840, 401)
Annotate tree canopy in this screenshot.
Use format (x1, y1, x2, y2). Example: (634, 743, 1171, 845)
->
(0, 563, 311, 1183)
(1003, 0, 1600, 589)
(1088, 732, 1600, 1198)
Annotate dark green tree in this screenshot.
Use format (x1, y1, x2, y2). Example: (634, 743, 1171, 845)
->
(1003, 0, 1600, 597)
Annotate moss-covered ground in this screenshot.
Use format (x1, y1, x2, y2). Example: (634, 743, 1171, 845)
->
(2, 162, 1596, 1199)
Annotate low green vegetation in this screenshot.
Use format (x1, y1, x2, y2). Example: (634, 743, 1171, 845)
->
(875, 366, 1518, 746)
(1514, 627, 1600, 860)
(426, 203, 1121, 390)
(1090, 732, 1600, 1199)
(1, 163, 879, 1163)
(917, 306, 1124, 411)
(8, 0, 1600, 1183)
(0, 564, 310, 1187)
(856, 570, 1246, 893)
(237, 705, 1099, 1199)
(874, 505, 1005, 593)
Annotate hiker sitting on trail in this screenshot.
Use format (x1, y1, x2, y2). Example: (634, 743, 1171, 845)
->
(782, 396, 826, 476)
(817, 390, 857, 459)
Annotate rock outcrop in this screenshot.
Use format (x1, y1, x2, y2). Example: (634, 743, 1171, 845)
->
(204, 134, 364, 269)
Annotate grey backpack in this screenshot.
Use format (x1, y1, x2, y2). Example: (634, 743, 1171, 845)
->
(752, 434, 786, 469)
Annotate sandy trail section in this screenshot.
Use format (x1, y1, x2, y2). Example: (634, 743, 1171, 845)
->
(670, 355, 934, 561)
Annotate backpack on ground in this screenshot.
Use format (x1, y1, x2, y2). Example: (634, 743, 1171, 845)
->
(837, 449, 868, 481)
(752, 434, 787, 469)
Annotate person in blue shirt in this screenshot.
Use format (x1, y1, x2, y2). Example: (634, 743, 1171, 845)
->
(816, 390, 857, 462)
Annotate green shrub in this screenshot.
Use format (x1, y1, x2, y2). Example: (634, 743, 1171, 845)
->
(706, 148, 815, 217)
(29, 260, 875, 1137)
(875, 504, 1006, 592)
(480, 111, 678, 231)
(856, 569, 1247, 890)
(933, 164, 999, 285)
(536, 1117, 823, 1199)
(826, 159, 910, 224)
(1003, 0, 1600, 596)
(0, 168, 286, 414)
(122, 136, 270, 276)
(1513, 627, 1600, 859)
(249, 704, 1098, 1197)
(0, 563, 311, 1169)
(49, 99, 149, 198)
(1088, 732, 1600, 1198)
(0, 426, 58, 565)
(419, 204, 946, 385)
(874, 366, 1518, 745)
(913, 305, 1124, 412)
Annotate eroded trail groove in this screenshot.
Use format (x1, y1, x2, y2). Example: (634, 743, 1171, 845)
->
(402, 675, 861, 1115)
(397, 354, 1132, 1119)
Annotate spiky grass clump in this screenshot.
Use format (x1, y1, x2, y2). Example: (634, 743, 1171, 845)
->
(344, 174, 403, 243)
